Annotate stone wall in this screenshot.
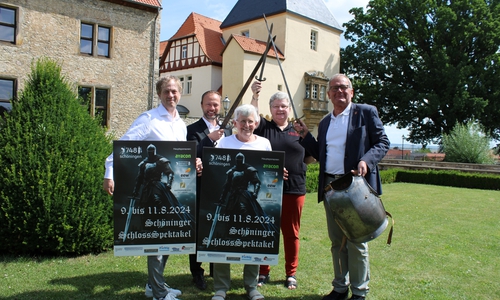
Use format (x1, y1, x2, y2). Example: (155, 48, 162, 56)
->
(0, 0, 160, 138)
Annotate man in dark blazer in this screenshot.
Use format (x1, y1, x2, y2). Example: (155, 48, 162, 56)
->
(186, 90, 231, 290)
(294, 74, 390, 300)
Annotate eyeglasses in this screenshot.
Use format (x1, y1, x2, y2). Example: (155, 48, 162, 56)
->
(329, 85, 350, 92)
(271, 105, 289, 110)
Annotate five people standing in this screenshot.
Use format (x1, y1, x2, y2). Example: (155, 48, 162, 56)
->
(104, 73, 389, 300)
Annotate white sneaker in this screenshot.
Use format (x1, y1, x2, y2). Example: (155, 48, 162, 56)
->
(153, 292, 181, 300)
(145, 283, 182, 298)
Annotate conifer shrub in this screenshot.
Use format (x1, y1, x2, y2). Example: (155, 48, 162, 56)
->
(0, 58, 113, 255)
(442, 122, 495, 164)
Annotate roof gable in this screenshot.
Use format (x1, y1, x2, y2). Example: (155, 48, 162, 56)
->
(160, 12, 224, 68)
(169, 12, 223, 63)
(223, 34, 284, 59)
(220, 0, 341, 31)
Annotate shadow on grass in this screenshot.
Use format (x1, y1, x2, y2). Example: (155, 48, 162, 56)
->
(2, 270, 144, 300)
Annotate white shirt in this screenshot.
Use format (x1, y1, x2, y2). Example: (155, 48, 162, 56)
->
(325, 103, 351, 175)
(104, 104, 187, 179)
(216, 134, 272, 151)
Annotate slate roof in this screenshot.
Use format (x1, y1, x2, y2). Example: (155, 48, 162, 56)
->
(220, 0, 341, 31)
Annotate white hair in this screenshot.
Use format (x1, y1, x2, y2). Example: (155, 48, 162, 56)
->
(269, 91, 290, 106)
(233, 104, 259, 122)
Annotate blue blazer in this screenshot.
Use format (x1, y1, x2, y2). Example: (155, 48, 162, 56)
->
(300, 103, 390, 202)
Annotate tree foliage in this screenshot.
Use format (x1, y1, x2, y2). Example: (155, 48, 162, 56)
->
(442, 122, 495, 164)
(341, 0, 500, 145)
(0, 58, 113, 255)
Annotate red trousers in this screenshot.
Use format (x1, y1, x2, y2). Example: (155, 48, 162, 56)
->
(259, 193, 305, 277)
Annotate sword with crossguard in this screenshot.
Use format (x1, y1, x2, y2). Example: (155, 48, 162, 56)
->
(220, 33, 276, 129)
(263, 14, 301, 120)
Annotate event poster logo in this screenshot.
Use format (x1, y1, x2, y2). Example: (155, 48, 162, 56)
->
(208, 153, 232, 167)
(120, 146, 143, 154)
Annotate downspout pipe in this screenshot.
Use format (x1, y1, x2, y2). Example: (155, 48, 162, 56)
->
(149, 7, 161, 109)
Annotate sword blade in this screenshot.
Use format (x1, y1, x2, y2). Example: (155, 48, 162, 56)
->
(220, 35, 276, 128)
(123, 197, 135, 242)
(206, 205, 221, 248)
(263, 14, 300, 120)
(255, 23, 273, 82)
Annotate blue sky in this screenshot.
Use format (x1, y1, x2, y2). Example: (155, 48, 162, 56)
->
(159, 0, 414, 147)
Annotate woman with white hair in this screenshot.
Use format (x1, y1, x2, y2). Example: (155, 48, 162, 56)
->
(216, 104, 271, 150)
(211, 104, 271, 300)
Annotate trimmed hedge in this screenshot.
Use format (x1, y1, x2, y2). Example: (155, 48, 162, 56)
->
(382, 169, 500, 190)
(306, 164, 500, 192)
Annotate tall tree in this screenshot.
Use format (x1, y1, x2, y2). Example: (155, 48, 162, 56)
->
(341, 0, 500, 145)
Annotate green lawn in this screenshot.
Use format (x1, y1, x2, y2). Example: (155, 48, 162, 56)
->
(1, 183, 499, 299)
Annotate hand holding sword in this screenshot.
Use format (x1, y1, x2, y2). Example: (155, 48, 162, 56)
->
(262, 14, 303, 122)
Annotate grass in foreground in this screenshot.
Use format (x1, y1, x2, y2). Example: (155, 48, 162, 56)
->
(1, 183, 499, 299)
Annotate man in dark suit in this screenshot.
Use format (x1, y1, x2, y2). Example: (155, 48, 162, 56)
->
(186, 90, 231, 290)
(294, 74, 390, 300)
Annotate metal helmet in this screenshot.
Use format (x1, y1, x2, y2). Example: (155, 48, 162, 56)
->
(235, 152, 245, 167)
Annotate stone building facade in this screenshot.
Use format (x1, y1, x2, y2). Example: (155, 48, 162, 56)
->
(0, 0, 161, 137)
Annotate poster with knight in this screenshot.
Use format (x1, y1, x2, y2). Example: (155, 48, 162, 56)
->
(112, 140, 197, 256)
(197, 147, 285, 265)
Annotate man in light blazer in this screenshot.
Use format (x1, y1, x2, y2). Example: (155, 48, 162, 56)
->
(294, 74, 390, 300)
(186, 90, 231, 290)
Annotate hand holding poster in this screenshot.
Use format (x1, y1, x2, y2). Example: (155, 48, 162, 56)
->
(113, 141, 197, 256)
(197, 147, 285, 265)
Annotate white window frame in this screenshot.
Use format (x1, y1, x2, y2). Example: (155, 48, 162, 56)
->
(310, 29, 318, 51)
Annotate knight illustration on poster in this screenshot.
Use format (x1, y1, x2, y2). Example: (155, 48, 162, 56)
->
(197, 147, 285, 265)
(113, 140, 197, 256)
